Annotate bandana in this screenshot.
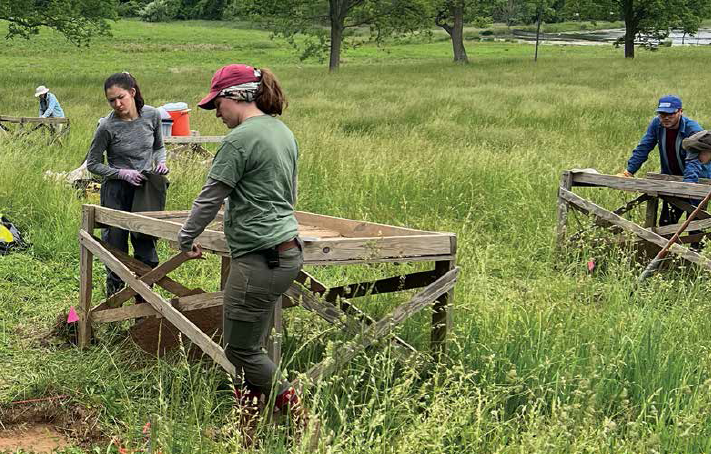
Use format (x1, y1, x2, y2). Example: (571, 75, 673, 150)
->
(219, 69, 262, 103)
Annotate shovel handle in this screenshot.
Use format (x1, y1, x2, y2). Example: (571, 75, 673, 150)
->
(638, 186, 711, 282)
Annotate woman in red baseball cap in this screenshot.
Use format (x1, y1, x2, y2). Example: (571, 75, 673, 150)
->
(177, 64, 306, 434)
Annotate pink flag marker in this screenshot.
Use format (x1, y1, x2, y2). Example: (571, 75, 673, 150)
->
(67, 307, 80, 323)
(587, 260, 596, 272)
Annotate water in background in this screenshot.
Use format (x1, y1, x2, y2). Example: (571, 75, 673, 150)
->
(512, 28, 711, 46)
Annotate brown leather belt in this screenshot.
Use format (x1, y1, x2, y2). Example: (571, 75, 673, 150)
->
(276, 238, 298, 252)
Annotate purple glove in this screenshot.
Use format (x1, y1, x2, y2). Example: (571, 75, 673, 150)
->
(154, 162, 169, 175)
(117, 169, 145, 186)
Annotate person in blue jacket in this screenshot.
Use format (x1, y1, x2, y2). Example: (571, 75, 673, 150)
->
(35, 85, 65, 118)
(617, 95, 703, 225)
(682, 130, 711, 183)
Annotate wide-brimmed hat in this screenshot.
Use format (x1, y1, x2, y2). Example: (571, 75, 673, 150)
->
(683, 130, 711, 153)
(34, 85, 49, 97)
(197, 64, 260, 110)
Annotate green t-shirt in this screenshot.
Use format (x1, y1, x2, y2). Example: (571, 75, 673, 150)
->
(208, 115, 299, 258)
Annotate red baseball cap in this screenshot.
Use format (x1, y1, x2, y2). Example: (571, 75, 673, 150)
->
(197, 64, 260, 110)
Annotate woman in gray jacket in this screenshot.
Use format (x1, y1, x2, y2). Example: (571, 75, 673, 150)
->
(86, 72, 169, 297)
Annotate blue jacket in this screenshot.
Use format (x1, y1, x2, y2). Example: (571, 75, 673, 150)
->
(626, 116, 705, 178)
(683, 152, 711, 183)
(39, 92, 65, 118)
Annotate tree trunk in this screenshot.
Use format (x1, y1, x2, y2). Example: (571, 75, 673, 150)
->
(451, 3, 468, 63)
(329, 23, 344, 71)
(623, 0, 635, 58)
(624, 24, 635, 58)
(329, 0, 346, 72)
(534, 8, 542, 62)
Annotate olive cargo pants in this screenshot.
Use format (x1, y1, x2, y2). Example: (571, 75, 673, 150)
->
(223, 244, 303, 396)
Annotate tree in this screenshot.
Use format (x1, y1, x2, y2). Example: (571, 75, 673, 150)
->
(239, 0, 429, 71)
(0, 0, 117, 45)
(432, 1, 492, 64)
(434, 1, 469, 63)
(577, 0, 711, 58)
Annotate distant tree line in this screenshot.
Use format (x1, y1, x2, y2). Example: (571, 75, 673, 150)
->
(2, 0, 711, 66)
(118, 0, 228, 21)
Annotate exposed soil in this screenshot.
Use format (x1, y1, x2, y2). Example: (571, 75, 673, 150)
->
(0, 396, 106, 451)
(42, 312, 79, 348)
(0, 423, 70, 453)
(130, 306, 223, 356)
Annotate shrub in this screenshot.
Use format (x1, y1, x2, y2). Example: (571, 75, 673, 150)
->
(117, 0, 151, 17)
(138, 0, 180, 22)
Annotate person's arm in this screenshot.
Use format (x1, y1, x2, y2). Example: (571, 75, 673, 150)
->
(86, 126, 119, 179)
(42, 94, 58, 118)
(683, 152, 703, 183)
(292, 139, 299, 205)
(178, 178, 233, 252)
(626, 119, 659, 175)
(152, 111, 167, 165)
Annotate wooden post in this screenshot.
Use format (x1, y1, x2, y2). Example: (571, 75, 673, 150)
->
(78, 205, 95, 348)
(267, 297, 283, 367)
(431, 236, 456, 359)
(220, 255, 230, 291)
(556, 171, 573, 247)
(645, 197, 659, 228)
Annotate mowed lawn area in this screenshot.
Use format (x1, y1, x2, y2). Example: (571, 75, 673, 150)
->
(3, 18, 711, 453)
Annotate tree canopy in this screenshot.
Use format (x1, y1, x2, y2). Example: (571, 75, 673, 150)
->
(238, 0, 430, 71)
(0, 0, 117, 45)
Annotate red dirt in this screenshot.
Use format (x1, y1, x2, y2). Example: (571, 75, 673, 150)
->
(0, 423, 71, 453)
(0, 397, 105, 450)
(130, 306, 223, 356)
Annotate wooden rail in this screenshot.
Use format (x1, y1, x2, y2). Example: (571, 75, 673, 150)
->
(164, 136, 223, 144)
(77, 203, 458, 383)
(0, 115, 69, 125)
(557, 170, 711, 277)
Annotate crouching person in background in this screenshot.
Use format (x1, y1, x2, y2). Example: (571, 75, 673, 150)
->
(682, 130, 711, 184)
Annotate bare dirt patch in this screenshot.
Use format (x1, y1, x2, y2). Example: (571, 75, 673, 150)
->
(130, 306, 222, 356)
(0, 396, 106, 451)
(0, 423, 70, 453)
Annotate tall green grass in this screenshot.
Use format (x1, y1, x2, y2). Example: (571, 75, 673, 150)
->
(3, 18, 711, 453)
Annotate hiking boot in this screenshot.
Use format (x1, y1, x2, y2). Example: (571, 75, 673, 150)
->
(273, 387, 309, 431)
(234, 386, 263, 446)
(273, 388, 321, 448)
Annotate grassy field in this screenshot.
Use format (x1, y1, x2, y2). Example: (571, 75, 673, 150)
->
(3, 18, 711, 453)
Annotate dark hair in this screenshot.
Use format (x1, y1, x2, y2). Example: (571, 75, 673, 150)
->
(104, 72, 145, 115)
(256, 68, 287, 116)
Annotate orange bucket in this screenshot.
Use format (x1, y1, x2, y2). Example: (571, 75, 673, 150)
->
(168, 109, 191, 136)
